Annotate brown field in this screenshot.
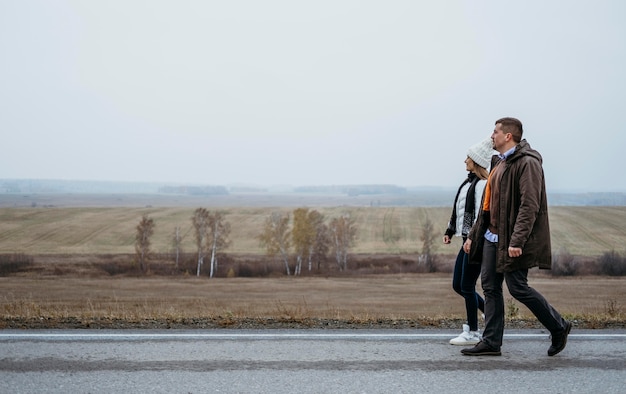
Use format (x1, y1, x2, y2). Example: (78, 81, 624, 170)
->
(2, 274, 625, 329)
(1, 199, 626, 329)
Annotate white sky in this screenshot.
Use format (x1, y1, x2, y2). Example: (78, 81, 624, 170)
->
(1, 0, 625, 192)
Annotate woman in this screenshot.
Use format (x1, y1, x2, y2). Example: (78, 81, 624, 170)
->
(443, 138, 494, 345)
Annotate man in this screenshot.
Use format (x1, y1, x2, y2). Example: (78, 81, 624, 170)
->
(461, 117, 571, 357)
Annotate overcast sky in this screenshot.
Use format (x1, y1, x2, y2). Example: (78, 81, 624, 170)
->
(2, 0, 625, 192)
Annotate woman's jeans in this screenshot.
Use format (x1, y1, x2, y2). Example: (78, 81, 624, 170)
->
(452, 245, 485, 331)
(481, 239, 568, 349)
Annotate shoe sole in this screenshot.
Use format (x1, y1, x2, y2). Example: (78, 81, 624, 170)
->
(548, 321, 572, 356)
(450, 341, 480, 346)
(461, 350, 501, 356)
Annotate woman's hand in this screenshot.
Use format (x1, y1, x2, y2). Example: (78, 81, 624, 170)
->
(463, 239, 472, 254)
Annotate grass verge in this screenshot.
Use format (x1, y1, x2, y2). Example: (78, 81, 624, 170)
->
(1, 274, 624, 329)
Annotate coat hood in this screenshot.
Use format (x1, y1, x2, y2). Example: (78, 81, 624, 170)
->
(509, 139, 542, 164)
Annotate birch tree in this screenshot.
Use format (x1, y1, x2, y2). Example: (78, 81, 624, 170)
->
(292, 208, 329, 273)
(258, 212, 291, 275)
(329, 214, 357, 271)
(291, 208, 316, 275)
(192, 208, 210, 277)
(135, 214, 155, 274)
(207, 211, 231, 278)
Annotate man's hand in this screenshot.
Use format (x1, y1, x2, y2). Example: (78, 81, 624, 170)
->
(508, 247, 522, 258)
(443, 235, 451, 244)
(463, 239, 472, 254)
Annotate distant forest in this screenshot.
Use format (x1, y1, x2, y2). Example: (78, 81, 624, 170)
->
(2, 179, 625, 206)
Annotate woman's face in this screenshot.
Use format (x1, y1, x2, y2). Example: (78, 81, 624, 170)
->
(465, 157, 475, 173)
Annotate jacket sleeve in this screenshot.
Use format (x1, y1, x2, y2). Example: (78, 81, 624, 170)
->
(444, 205, 456, 237)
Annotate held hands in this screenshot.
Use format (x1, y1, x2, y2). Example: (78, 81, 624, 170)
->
(462, 239, 523, 257)
(463, 239, 471, 254)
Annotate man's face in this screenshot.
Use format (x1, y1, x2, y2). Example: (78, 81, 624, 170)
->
(491, 123, 509, 153)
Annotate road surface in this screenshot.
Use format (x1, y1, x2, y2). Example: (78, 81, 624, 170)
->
(1, 329, 624, 393)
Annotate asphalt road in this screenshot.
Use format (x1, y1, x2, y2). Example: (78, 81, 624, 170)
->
(1, 329, 624, 393)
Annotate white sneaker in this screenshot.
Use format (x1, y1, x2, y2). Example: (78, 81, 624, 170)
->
(449, 324, 482, 345)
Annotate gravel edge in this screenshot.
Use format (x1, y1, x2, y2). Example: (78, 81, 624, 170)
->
(2, 317, 624, 330)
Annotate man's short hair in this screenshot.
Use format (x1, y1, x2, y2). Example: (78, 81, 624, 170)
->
(495, 117, 523, 143)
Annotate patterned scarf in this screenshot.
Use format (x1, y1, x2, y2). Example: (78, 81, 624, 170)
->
(445, 172, 479, 237)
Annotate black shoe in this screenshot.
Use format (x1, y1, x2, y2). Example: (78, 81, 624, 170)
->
(548, 321, 572, 356)
(461, 341, 501, 356)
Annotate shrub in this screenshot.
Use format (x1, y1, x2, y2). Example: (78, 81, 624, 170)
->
(598, 250, 626, 276)
(552, 247, 578, 276)
(99, 260, 139, 276)
(237, 263, 254, 277)
(0, 254, 34, 276)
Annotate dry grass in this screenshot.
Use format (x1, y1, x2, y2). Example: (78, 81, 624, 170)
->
(1, 274, 624, 328)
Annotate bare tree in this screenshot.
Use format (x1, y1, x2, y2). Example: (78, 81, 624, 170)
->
(192, 208, 210, 277)
(172, 226, 183, 270)
(207, 211, 231, 278)
(329, 214, 357, 271)
(419, 218, 438, 272)
(308, 210, 329, 272)
(135, 214, 155, 274)
(258, 212, 291, 275)
(312, 219, 330, 271)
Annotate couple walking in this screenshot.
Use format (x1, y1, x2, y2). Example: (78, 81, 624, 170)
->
(444, 117, 571, 356)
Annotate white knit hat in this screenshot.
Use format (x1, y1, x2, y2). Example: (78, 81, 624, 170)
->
(467, 138, 496, 169)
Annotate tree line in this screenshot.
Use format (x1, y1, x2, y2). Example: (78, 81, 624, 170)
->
(134, 208, 360, 276)
(256, 208, 357, 275)
(135, 207, 626, 278)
